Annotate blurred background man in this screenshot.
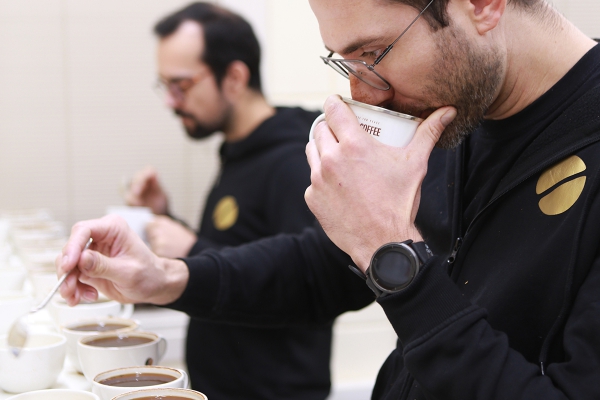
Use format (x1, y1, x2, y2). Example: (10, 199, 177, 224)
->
(125, 3, 331, 399)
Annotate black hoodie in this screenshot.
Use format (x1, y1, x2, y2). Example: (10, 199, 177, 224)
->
(170, 45, 600, 400)
(184, 107, 334, 400)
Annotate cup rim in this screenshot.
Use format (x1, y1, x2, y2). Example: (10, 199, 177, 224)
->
(342, 96, 423, 122)
(92, 365, 183, 384)
(5, 388, 100, 400)
(0, 332, 66, 352)
(112, 387, 206, 400)
(61, 317, 139, 333)
(79, 331, 160, 349)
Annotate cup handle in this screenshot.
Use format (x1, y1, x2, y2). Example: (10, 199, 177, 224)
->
(178, 368, 189, 389)
(157, 336, 168, 363)
(309, 113, 326, 141)
(120, 303, 134, 319)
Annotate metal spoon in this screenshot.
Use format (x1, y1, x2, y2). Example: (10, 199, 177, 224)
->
(7, 238, 93, 357)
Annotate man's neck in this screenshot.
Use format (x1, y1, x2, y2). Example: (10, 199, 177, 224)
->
(223, 92, 276, 143)
(486, 4, 597, 120)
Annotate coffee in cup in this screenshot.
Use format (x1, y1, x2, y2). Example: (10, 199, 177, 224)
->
(92, 366, 188, 400)
(61, 317, 139, 373)
(110, 388, 207, 400)
(78, 331, 167, 381)
(309, 96, 422, 147)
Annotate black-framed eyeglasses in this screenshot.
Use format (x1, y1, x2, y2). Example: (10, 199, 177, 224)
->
(154, 72, 207, 103)
(320, 0, 434, 91)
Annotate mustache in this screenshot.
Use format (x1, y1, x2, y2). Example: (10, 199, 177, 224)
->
(174, 109, 196, 119)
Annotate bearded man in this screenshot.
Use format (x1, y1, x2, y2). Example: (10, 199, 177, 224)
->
(60, 0, 600, 398)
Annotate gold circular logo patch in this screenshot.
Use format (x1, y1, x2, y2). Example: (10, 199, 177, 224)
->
(536, 155, 586, 216)
(213, 196, 238, 230)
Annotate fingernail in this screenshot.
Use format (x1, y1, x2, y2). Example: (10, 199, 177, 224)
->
(441, 108, 457, 127)
(62, 254, 69, 267)
(82, 289, 97, 302)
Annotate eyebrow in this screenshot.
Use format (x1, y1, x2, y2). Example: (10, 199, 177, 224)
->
(325, 35, 385, 57)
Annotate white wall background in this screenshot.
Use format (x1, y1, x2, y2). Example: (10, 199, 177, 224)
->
(0, 0, 598, 396)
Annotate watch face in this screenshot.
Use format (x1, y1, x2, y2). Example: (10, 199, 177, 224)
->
(371, 246, 417, 292)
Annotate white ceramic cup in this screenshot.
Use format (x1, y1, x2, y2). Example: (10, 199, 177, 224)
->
(61, 317, 140, 373)
(78, 331, 167, 381)
(6, 389, 100, 400)
(48, 296, 134, 327)
(92, 366, 189, 400)
(309, 96, 422, 148)
(105, 206, 154, 244)
(0, 291, 34, 335)
(111, 388, 207, 400)
(0, 332, 67, 393)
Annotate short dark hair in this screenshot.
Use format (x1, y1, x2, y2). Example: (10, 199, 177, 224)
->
(386, 0, 545, 30)
(154, 2, 262, 92)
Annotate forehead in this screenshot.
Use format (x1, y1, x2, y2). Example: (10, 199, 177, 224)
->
(309, 0, 409, 55)
(157, 20, 206, 75)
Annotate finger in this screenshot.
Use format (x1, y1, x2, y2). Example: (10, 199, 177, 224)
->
(407, 106, 456, 158)
(321, 95, 362, 143)
(306, 140, 321, 173)
(312, 116, 340, 156)
(77, 248, 130, 282)
(58, 223, 92, 276)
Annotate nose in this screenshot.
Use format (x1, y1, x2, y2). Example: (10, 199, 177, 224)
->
(349, 75, 393, 107)
(164, 91, 183, 109)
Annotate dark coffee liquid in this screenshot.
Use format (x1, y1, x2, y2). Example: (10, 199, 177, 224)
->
(99, 372, 176, 387)
(86, 336, 153, 347)
(70, 323, 129, 332)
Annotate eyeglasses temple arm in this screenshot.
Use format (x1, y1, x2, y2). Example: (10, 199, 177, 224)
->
(373, 0, 435, 66)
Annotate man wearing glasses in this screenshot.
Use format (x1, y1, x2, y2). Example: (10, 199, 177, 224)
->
(123, 3, 332, 400)
(59, 0, 600, 398)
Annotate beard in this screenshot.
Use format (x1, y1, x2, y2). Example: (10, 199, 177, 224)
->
(174, 108, 231, 140)
(390, 24, 503, 149)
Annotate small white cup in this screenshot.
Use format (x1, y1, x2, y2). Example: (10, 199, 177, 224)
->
(105, 206, 154, 244)
(310, 96, 422, 147)
(111, 388, 207, 400)
(49, 296, 134, 327)
(61, 317, 140, 373)
(0, 292, 34, 335)
(0, 332, 67, 393)
(78, 331, 168, 381)
(92, 366, 189, 400)
(6, 389, 100, 400)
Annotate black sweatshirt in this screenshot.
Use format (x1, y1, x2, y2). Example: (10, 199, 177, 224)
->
(184, 107, 333, 400)
(169, 45, 600, 400)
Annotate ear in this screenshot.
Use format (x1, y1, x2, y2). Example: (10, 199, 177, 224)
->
(467, 0, 506, 35)
(221, 60, 251, 101)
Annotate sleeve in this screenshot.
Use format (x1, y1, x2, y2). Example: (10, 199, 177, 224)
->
(166, 222, 376, 327)
(264, 145, 315, 234)
(376, 252, 600, 399)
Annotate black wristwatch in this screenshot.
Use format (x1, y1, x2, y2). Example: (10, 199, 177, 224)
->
(348, 240, 433, 298)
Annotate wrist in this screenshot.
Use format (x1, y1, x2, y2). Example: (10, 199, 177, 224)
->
(153, 257, 189, 305)
(355, 227, 424, 272)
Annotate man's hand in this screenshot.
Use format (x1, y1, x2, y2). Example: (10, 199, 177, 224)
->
(305, 95, 456, 271)
(56, 214, 189, 306)
(125, 166, 169, 215)
(146, 215, 197, 258)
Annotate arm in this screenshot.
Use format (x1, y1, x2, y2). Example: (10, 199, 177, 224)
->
(57, 216, 374, 325)
(377, 252, 600, 399)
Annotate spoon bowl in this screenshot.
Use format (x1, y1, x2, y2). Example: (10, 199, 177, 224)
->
(7, 238, 92, 356)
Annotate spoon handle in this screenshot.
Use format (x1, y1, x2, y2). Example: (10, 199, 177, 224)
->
(30, 238, 93, 313)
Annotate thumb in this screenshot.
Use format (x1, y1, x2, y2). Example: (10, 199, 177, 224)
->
(78, 249, 122, 282)
(411, 106, 456, 152)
